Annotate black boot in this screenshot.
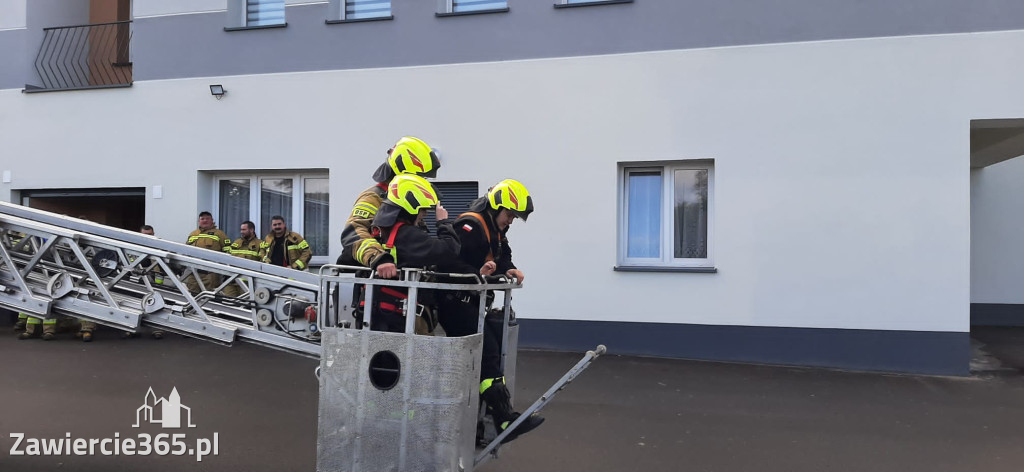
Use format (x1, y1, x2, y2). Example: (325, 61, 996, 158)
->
(480, 378, 544, 444)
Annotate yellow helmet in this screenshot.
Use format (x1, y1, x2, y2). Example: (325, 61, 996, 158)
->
(387, 174, 439, 215)
(372, 137, 441, 182)
(390, 137, 441, 176)
(487, 179, 534, 221)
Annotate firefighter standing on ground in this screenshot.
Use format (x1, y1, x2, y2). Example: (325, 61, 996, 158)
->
(125, 224, 166, 339)
(184, 211, 232, 295)
(224, 220, 262, 297)
(259, 216, 312, 271)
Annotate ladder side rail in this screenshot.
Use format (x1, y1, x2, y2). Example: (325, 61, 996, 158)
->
(475, 345, 608, 468)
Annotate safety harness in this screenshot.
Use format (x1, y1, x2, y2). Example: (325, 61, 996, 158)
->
(360, 222, 407, 314)
(460, 212, 495, 262)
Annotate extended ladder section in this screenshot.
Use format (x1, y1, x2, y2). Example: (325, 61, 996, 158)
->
(1, 201, 605, 471)
(0, 201, 326, 357)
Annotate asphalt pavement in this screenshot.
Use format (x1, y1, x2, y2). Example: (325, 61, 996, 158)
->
(2, 316, 1023, 472)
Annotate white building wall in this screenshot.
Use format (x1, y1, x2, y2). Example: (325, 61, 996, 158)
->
(0, 0, 26, 30)
(7, 30, 1024, 333)
(971, 157, 1024, 304)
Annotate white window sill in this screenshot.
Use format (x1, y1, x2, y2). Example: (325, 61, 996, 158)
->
(554, 0, 633, 9)
(614, 265, 717, 273)
(436, 7, 509, 18)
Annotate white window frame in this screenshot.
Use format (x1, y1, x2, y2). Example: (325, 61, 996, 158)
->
(242, 0, 286, 27)
(212, 171, 329, 266)
(332, 0, 391, 21)
(617, 160, 715, 270)
(438, 0, 508, 14)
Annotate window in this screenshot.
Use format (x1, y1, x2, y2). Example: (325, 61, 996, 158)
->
(438, 0, 508, 15)
(214, 172, 330, 265)
(344, 0, 391, 20)
(617, 161, 714, 270)
(423, 181, 480, 234)
(246, 0, 285, 27)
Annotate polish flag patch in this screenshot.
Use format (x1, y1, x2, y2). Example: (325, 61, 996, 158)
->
(462, 224, 474, 232)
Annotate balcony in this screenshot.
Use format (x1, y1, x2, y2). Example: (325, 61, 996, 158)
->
(25, 20, 132, 93)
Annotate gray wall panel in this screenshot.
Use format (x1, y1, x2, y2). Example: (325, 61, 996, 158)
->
(0, 0, 90, 89)
(0, 28, 26, 89)
(133, 0, 1024, 81)
(22, 0, 91, 88)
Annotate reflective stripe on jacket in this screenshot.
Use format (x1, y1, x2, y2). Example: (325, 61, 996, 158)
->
(229, 236, 262, 261)
(186, 228, 231, 253)
(259, 231, 313, 270)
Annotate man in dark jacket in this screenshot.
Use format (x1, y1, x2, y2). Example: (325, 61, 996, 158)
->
(437, 179, 542, 445)
(360, 174, 457, 333)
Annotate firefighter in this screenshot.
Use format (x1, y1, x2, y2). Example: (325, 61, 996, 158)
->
(13, 312, 27, 331)
(259, 216, 312, 271)
(184, 211, 232, 296)
(361, 174, 457, 333)
(75, 216, 102, 342)
(125, 224, 166, 339)
(18, 316, 63, 341)
(337, 136, 442, 268)
(437, 179, 542, 445)
(224, 220, 261, 297)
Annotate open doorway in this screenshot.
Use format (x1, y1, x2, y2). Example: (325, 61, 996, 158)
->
(20, 188, 145, 231)
(969, 119, 1024, 374)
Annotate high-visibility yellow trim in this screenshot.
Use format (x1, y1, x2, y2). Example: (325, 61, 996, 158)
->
(287, 240, 309, 251)
(355, 202, 378, 213)
(231, 250, 260, 257)
(26, 317, 41, 325)
(42, 319, 57, 325)
(294, 260, 306, 270)
(479, 376, 504, 395)
(355, 239, 382, 264)
(222, 247, 232, 252)
(18, 313, 28, 320)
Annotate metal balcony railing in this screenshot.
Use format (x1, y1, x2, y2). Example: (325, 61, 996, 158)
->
(25, 20, 133, 93)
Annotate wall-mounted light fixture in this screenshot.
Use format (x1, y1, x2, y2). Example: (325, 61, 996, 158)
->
(209, 84, 226, 100)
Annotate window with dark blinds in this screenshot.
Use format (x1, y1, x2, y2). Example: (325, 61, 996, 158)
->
(452, 0, 507, 13)
(247, 0, 285, 26)
(424, 181, 479, 235)
(346, 0, 391, 19)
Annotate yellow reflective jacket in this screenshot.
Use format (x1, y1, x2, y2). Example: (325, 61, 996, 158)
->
(229, 236, 262, 261)
(339, 184, 387, 267)
(186, 227, 231, 254)
(260, 231, 313, 270)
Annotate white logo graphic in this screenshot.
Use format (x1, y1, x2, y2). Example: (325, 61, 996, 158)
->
(133, 387, 196, 429)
